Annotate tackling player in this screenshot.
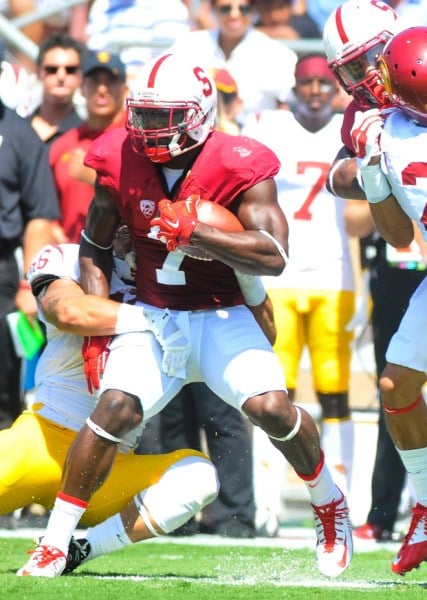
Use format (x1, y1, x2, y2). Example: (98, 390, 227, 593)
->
(5, 241, 219, 576)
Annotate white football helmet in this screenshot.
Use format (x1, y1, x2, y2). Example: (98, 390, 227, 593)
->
(126, 53, 217, 163)
(323, 0, 401, 106)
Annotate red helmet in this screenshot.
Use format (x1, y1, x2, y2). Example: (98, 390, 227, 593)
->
(380, 26, 427, 125)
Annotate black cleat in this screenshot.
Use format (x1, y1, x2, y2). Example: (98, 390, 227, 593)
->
(63, 537, 91, 574)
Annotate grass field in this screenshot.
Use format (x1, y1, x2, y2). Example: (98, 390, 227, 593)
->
(1, 531, 427, 599)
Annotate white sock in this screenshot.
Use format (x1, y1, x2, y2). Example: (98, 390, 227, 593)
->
(299, 454, 342, 506)
(42, 496, 87, 555)
(397, 446, 427, 506)
(321, 418, 354, 496)
(86, 513, 132, 559)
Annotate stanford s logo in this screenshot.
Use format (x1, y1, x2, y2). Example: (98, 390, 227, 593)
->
(139, 199, 156, 218)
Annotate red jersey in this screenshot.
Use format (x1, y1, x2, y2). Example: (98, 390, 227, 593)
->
(85, 129, 280, 310)
(50, 114, 126, 243)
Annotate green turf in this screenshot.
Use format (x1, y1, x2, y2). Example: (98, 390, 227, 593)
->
(1, 537, 426, 599)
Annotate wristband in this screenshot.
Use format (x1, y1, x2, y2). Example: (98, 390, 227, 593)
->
(358, 161, 392, 204)
(115, 303, 152, 334)
(234, 271, 266, 306)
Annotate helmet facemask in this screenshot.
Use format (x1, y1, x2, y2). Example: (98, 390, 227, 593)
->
(330, 34, 392, 107)
(125, 54, 217, 164)
(126, 98, 208, 163)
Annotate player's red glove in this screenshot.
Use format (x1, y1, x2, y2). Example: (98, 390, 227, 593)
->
(82, 335, 112, 394)
(351, 108, 383, 166)
(149, 195, 201, 251)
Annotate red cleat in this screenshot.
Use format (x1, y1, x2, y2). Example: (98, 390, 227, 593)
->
(392, 503, 427, 575)
(354, 522, 393, 541)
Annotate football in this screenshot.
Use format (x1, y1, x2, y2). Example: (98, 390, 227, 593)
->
(178, 199, 244, 260)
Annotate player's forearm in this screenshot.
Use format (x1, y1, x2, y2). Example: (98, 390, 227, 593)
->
(369, 198, 414, 248)
(192, 227, 287, 276)
(45, 294, 123, 335)
(44, 294, 160, 337)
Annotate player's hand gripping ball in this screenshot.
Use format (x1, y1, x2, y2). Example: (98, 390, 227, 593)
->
(149, 194, 244, 260)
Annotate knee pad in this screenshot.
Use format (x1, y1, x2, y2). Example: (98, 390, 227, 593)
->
(136, 456, 219, 534)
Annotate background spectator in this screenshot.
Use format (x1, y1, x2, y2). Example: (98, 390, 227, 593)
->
(169, 0, 297, 126)
(85, 0, 192, 78)
(253, 0, 321, 39)
(211, 66, 242, 134)
(29, 32, 85, 145)
(49, 50, 128, 243)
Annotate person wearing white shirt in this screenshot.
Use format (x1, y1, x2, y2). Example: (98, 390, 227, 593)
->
(169, 0, 297, 126)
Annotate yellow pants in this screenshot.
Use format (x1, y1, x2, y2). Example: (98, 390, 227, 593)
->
(268, 288, 355, 393)
(0, 411, 205, 526)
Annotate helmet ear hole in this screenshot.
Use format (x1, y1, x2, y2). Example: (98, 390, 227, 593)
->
(125, 53, 217, 163)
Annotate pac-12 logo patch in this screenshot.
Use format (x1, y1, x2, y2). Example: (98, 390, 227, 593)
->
(139, 199, 156, 218)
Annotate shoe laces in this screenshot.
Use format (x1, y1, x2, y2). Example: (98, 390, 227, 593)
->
(27, 545, 64, 567)
(400, 504, 427, 548)
(312, 497, 349, 552)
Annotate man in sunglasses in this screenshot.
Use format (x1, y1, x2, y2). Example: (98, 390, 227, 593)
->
(30, 32, 85, 147)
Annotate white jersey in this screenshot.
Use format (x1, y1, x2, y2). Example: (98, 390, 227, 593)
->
(27, 243, 140, 452)
(379, 108, 427, 372)
(243, 110, 354, 291)
(381, 108, 427, 242)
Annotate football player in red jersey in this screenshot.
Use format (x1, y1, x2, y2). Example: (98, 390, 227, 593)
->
(19, 53, 353, 579)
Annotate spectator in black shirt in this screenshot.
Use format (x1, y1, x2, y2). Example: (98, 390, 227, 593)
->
(0, 37, 60, 432)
